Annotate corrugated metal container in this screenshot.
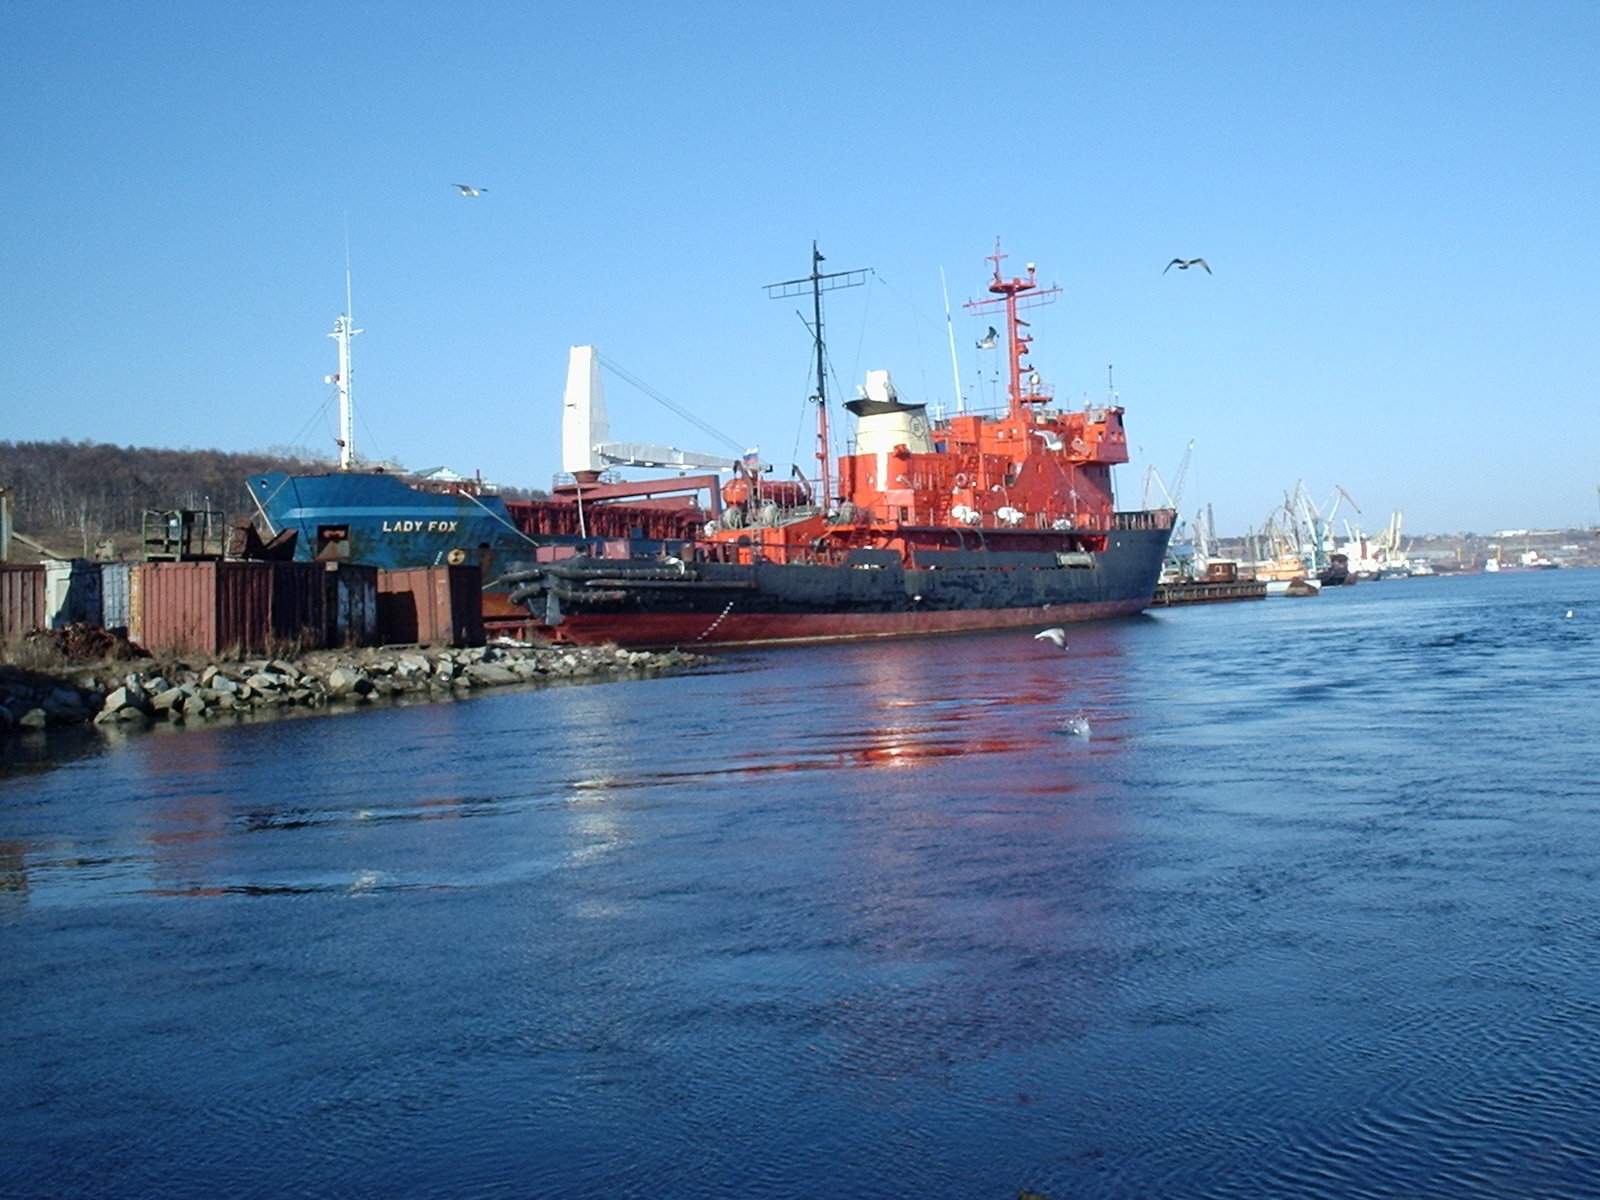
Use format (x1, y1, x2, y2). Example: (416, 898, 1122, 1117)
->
(376, 566, 484, 647)
(270, 561, 329, 651)
(101, 562, 132, 632)
(0, 564, 47, 644)
(133, 561, 275, 657)
(324, 564, 379, 647)
(43, 559, 104, 629)
(128, 562, 143, 645)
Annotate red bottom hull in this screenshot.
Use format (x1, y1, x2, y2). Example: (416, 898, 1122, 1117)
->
(546, 598, 1149, 649)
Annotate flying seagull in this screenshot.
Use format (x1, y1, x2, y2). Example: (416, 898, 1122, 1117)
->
(453, 184, 487, 196)
(1034, 627, 1068, 648)
(1164, 258, 1211, 274)
(976, 326, 998, 350)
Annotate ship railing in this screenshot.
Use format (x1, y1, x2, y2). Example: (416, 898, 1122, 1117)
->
(850, 504, 1173, 534)
(1113, 508, 1177, 531)
(1007, 511, 1148, 533)
(550, 469, 626, 490)
(923, 506, 1117, 533)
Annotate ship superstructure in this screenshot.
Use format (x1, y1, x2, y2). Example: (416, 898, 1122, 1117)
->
(504, 243, 1176, 647)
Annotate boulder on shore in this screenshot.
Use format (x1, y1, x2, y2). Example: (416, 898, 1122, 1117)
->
(4, 641, 707, 743)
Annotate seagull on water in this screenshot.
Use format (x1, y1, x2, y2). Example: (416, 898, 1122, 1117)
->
(1164, 258, 1211, 274)
(977, 326, 998, 350)
(1060, 713, 1091, 739)
(453, 183, 487, 196)
(1034, 627, 1068, 648)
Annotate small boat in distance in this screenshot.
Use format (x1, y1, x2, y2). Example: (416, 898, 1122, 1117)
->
(1485, 546, 1561, 571)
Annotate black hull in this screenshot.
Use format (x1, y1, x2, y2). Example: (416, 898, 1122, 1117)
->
(507, 521, 1173, 647)
(1318, 553, 1352, 586)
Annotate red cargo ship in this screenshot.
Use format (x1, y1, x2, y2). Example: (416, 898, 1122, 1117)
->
(507, 243, 1176, 647)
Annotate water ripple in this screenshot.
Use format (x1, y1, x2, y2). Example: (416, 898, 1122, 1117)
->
(5, 572, 1600, 1198)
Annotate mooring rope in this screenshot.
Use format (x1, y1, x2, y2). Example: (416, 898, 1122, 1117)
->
(693, 600, 737, 643)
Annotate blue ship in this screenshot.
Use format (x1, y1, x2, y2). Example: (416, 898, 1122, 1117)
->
(239, 295, 550, 585)
(244, 469, 539, 578)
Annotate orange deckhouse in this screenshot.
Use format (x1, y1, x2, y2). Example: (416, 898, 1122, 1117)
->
(507, 242, 1174, 648)
(699, 243, 1134, 568)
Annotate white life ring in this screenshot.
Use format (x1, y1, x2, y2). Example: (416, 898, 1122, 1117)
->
(446, 547, 467, 566)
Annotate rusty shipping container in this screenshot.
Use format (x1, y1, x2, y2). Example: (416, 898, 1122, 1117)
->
(0, 564, 47, 646)
(128, 562, 143, 645)
(133, 561, 275, 657)
(376, 566, 484, 647)
(270, 561, 330, 652)
(100, 562, 133, 633)
(324, 564, 379, 647)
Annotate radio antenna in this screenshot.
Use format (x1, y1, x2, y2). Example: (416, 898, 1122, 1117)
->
(765, 242, 868, 510)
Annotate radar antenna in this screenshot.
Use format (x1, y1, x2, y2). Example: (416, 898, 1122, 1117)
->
(963, 239, 1061, 414)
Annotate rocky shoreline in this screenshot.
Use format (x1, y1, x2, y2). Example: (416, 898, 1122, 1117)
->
(0, 642, 709, 739)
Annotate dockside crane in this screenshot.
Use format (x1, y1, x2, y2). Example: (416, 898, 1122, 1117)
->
(1142, 438, 1194, 510)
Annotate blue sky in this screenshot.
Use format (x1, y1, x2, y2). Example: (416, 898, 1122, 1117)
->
(4, 1, 1598, 536)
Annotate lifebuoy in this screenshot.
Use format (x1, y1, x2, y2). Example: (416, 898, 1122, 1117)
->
(446, 548, 467, 566)
(953, 472, 971, 489)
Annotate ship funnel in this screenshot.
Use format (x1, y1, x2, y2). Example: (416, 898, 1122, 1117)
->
(846, 369, 935, 456)
(562, 346, 610, 475)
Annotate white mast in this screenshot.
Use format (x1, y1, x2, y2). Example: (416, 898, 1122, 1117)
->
(940, 266, 965, 414)
(328, 268, 362, 471)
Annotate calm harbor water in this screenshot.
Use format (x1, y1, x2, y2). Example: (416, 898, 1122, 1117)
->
(3, 568, 1599, 1199)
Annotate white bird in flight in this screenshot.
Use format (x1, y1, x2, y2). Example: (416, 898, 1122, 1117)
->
(453, 183, 487, 196)
(976, 326, 998, 349)
(1164, 257, 1211, 274)
(1034, 627, 1067, 648)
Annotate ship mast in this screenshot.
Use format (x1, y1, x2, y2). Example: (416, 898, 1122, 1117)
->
(329, 268, 362, 471)
(964, 240, 1060, 415)
(764, 243, 867, 511)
